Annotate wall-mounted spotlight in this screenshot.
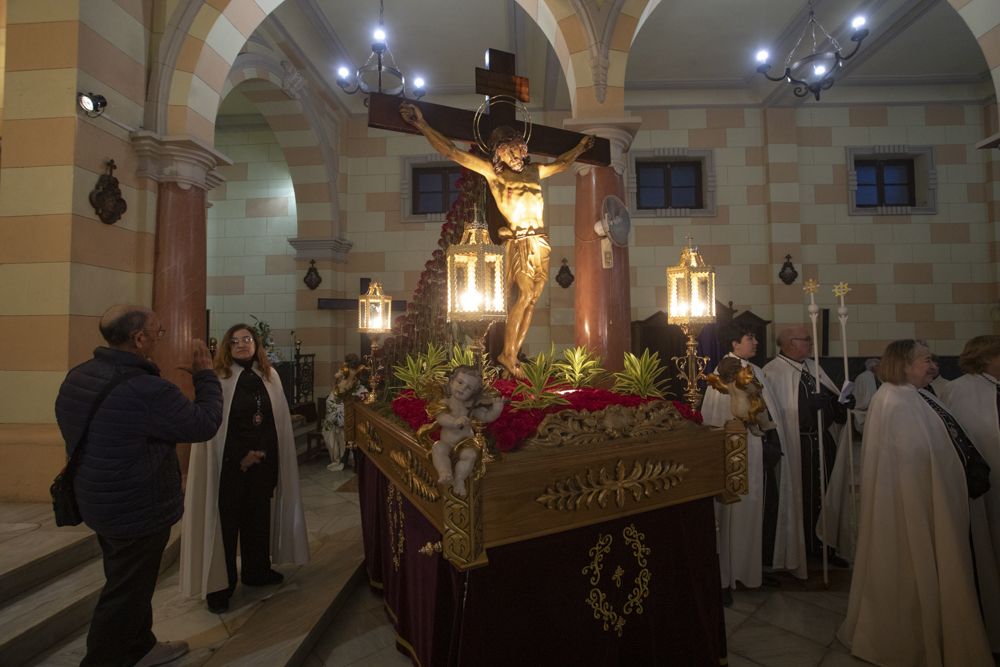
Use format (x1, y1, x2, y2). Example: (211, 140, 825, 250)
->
(77, 92, 108, 118)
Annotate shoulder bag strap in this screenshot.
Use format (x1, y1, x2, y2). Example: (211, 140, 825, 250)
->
(66, 367, 147, 471)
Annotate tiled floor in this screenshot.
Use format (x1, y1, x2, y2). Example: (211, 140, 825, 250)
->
(13, 460, 879, 667)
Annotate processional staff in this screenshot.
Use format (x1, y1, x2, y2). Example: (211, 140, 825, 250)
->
(833, 282, 858, 565)
(804, 279, 830, 586)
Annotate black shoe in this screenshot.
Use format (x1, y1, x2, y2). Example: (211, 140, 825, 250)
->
(206, 591, 230, 614)
(243, 569, 284, 586)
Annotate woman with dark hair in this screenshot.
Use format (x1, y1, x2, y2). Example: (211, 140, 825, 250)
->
(839, 339, 998, 666)
(180, 323, 309, 613)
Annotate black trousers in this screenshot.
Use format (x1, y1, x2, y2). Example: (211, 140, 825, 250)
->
(208, 470, 274, 602)
(81, 526, 171, 667)
(800, 431, 837, 556)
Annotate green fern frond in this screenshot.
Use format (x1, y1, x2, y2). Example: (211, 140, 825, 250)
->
(611, 349, 669, 398)
(511, 347, 570, 411)
(553, 346, 605, 388)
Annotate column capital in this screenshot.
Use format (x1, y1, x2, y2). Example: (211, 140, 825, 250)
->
(131, 131, 233, 191)
(563, 117, 643, 175)
(287, 237, 354, 263)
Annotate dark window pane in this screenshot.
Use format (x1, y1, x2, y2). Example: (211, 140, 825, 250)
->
(670, 187, 697, 208)
(855, 186, 878, 207)
(417, 173, 442, 191)
(637, 187, 666, 209)
(448, 171, 461, 189)
(670, 164, 698, 187)
(417, 193, 442, 213)
(447, 191, 459, 208)
(883, 164, 909, 185)
(636, 164, 665, 188)
(855, 164, 877, 185)
(884, 185, 912, 206)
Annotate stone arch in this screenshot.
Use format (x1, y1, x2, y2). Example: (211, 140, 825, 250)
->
(223, 53, 343, 241)
(946, 0, 1000, 104)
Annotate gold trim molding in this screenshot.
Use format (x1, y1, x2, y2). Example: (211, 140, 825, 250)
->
(524, 401, 688, 449)
(721, 418, 748, 502)
(536, 459, 688, 511)
(389, 449, 441, 503)
(358, 420, 383, 455)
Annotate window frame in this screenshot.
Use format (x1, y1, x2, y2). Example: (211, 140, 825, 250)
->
(401, 155, 465, 222)
(847, 146, 937, 216)
(635, 160, 704, 210)
(627, 149, 716, 218)
(411, 165, 463, 216)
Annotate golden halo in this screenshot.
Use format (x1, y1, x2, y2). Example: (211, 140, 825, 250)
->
(473, 95, 532, 153)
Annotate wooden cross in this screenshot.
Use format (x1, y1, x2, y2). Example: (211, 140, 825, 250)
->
(367, 48, 610, 166)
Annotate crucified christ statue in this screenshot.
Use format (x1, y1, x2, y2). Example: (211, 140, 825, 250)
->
(400, 102, 594, 378)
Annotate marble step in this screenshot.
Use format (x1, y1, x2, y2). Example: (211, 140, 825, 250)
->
(0, 526, 181, 667)
(0, 503, 96, 605)
(202, 526, 365, 666)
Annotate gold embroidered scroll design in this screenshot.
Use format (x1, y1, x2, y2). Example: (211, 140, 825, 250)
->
(536, 459, 688, 511)
(386, 484, 405, 571)
(580, 523, 652, 638)
(389, 449, 441, 503)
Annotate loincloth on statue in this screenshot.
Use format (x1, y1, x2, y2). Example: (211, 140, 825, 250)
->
(505, 233, 551, 287)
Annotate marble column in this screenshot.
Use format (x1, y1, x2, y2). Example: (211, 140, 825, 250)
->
(132, 132, 230, 396)
(564, 121, 640, 372)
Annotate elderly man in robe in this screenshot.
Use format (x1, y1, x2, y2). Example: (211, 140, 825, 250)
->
(763, 324, 851, 570)
(703, 322, 793, 599)
(840, 339, 1000, 665)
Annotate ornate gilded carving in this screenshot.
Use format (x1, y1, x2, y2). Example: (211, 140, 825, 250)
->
(389, 449, 441, 503)
(442, 477, 487, 569)
(386, 484, 405, 572)
(524, 401, 687, 449)
(358, 420, 383, 455)
(418, 541, 442, 556)
(536, 459, 688, 511)
(722, 419, 748, 500)
(581, 523, 651, 638)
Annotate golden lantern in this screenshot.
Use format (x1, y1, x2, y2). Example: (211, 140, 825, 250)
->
(666, 239, 716, 407)
(358, 281, 393, 334)
(446, 204, 505, 359)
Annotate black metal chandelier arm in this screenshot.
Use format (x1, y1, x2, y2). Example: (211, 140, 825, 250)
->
(756, 64, 791, 83)
(842, 29, 869, 59)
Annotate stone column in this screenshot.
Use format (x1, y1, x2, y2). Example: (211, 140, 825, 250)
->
(563, 120, 640, 372)
(132, 132, 231, 395)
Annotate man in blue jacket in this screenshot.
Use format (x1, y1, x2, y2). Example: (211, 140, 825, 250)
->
(55, 305, 223, 667)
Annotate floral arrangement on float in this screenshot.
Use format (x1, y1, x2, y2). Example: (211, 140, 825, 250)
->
(390, 343, 702, 454)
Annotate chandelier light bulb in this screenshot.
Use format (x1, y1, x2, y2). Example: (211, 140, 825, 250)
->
(413, 76, 425, 89)
(814, 64, 827, 76)
(337, 66, 350, 79)
(373, 27, 386, 42)
(851, 16, 866, 30)
(755, 49, 770, 63)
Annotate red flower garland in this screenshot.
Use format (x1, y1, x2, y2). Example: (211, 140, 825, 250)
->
(391, 382, 702, 453)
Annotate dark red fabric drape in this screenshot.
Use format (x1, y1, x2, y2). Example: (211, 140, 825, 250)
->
(358, 451, 725, 666)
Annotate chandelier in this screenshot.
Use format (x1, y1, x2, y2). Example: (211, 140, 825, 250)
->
(754, 1, 868, 101)
(336, 0, 425, 100)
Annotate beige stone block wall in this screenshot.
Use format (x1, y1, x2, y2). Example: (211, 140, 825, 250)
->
(208, 125, 298, 361)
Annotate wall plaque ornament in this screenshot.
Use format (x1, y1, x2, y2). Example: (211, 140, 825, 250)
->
(536, 459, 688, 511)
(89, 159, 128, 225)
(580, 523, 651, 638)
(303, 259, 322, 290)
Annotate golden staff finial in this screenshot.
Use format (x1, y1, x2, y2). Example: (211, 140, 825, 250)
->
(803, 278, 819, 294)
(832, 282, 851, 298)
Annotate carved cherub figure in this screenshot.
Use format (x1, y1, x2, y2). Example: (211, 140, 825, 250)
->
(705, 356, 776, 436)
(430, 365, 505, 497)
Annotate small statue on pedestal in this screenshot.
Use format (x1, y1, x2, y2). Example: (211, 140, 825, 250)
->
(705, 356, 775, 436)
(427, 365, 504, 496)
(323, 354, 370, 471)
